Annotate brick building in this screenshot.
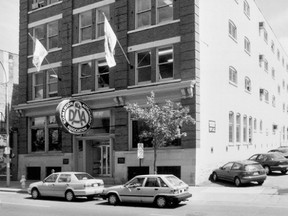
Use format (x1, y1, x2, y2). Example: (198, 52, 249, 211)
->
(14, 0, 288, 185)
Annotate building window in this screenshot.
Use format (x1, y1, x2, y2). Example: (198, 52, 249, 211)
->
(271, 68, 275, 79)
(47, 21, 58, 50)
(46, 69, 58, 98)
(245, 77, 251, 92)
(33, 21, 59, 51)
(96, 60, 109, 89)
(136, 0, 152, 28)
(229, 20, 237, 41)
(48, 116, 62, 151)
(243, 0, 250, 18)
(264, 90, 269, 103)
(272, 95, 276, 107)
(260, 120, 263, 133)
(78, 59, 110, 93)
(243, 115, 247, 143)
(79, 10, 92, 42)
(263, 29, 268, 43)
(47, 0, 60, 5)
(96, 6, 109, 38)
(254, 118, 257, 132)
(249, 117, 252, 144)
(79, 61, 93, 92)
(264, 59, 268, 72)
(157, 46, 173, 81)
(156, 0, 173, 24)
(277, 50, 280, 60)
(236, 113, 241, 143)
(33, 72, 44, 100)
(229, 112, 234, 143)
(31, 116, 62, 153)
(31, 117, 45, 152)
(229, 66, 237, 85)
(136, 50, 152, 84)
(244, 37, 251, 54)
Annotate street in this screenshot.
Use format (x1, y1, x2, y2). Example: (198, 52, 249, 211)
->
(1, 173, 288, 216)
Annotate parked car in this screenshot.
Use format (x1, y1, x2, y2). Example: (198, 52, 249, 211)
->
(211, 160, 267, 187)
(27, 172, 104, 201)
(101, 174, 192, 208)
(248, 152, 288, 174)
(268, 148, 288, 158)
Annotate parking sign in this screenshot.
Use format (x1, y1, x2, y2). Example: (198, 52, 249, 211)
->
(137, 143, 144, 159)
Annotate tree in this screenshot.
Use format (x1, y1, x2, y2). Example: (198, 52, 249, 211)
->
(124, 91, 195, 174)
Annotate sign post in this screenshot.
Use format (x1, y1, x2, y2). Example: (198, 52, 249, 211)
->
(137, 143, 144, 167)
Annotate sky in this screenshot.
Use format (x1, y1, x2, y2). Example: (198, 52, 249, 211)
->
(0, 1, 287, 55)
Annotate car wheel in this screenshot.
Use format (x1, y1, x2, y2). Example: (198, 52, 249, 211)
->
(155, 196, 166, 208)
(264, 166, 271, 175)
(281, 170, 287, 174)
(212, 172, 218, 182)
(65, 190, 75, 202)
(234, 177, 241, 187)
(31, 188, 40, 199)
(108, 194, 119, 205)
(258, 181, 264, 185)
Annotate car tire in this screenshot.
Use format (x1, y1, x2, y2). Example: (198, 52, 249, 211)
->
(234, 177, 241, 187)
(108, 193, 119, 205)
(258, 181, 264, 185)
(155, 196, 167, 208)
(264, 166, 271, 175)
(65, 190, 75, 202)
(31, 188, 40, 199)
(281, 170, 287, 174)
(212, 172, 218, 182)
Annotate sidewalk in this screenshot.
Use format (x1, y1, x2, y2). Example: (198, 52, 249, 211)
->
(0, 180, 35, 193)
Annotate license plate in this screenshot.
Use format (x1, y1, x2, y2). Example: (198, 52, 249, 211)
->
(253, 172, 259, 175)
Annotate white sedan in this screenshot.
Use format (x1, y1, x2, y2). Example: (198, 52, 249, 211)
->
(27, 172, 104, 201)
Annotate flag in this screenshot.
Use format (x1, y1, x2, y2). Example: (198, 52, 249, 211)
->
(104, 16, 117, 67)
(33, 38, 48, 72)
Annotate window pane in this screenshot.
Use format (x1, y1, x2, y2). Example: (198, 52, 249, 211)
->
(32, 128, 45, 152)
(97, 60, 109, 88)
(137, 0, 151, 11)
(80, 11, 92, 41)
(48, 22, 58, 49)
(49, 128, 62, 151)
(91, 110, 110, 133)
(97, 6, 110, 38)
(138, 51, 151, 67)
(35, 73, 43, 85)
(34, 25, 45, 40)
(158, 47, 173, 79)
(157, 1, 173, 23)
(138, 67, 151, 83)
(80, 62, 93, 91)
(32, 117, 45, 127)
(137, 51, 151, 83)
(137, 12, 151, 28)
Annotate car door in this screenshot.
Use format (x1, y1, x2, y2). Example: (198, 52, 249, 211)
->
(218, 162, 234, 180)
(53, 174, 71, 197)
(141, 177, 163, 203)
(38, 174, 59, 196)
(118, 177, 145, 203)
(228, 162, 242, 182)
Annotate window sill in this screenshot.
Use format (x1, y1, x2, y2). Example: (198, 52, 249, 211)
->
(27, 152, 64, 156)
(128, 19, 180, 34)
(72, 37, 104, 47)
(129, 79, 181, 89)
(229, 81, 237, 87)
(72, 88, 116, 97)
(229, 35, 238, 43)
(27, 47, 62, 59)
(27, 96, 62, 104)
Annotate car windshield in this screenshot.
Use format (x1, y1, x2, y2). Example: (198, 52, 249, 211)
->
(245, 164, 262, 171)
(74, 173, 94, 180)
(165, 176, 184, 186)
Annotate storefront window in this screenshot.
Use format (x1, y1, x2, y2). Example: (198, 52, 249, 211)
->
(91, 110, 110, 133)
(31, 117, 45, 152)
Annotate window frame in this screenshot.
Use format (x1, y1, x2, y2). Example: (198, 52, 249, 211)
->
(245, 76, 251, 92)
(135, 0, 152, 29)
(236, 113, 241, 143)
(156, 0, 173, 24)
(33, 72, 44, 100)
(243, 0, 250, 18)
(156, 45, 174, 82)
(46, 68, 58, 98)
(228, 20, 237, 41)
(47, 21, 58, 50)
(78, 61, 93, 93)
(79, 10, 93, 43)
(244, 37, 251, 54)
(229, 66, 238, 85)
(136, 49, 152, 84)
(229, 111, 234, 143)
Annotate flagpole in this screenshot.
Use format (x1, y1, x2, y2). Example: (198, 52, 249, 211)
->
(102, 13, 133, 69)
(28, 33, 62, 81)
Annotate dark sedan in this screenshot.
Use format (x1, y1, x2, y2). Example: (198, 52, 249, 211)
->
(211, 160, 267, 187)
(248, 153, 288, 174)
(268, 148, 288, 159)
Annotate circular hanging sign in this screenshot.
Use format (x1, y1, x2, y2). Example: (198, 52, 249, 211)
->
(56, 98, 93, 135)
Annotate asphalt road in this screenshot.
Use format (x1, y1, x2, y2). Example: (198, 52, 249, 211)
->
(1, 172, 288, 216)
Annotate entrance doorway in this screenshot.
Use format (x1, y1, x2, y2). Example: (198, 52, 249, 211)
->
(80, 139, 111, 177)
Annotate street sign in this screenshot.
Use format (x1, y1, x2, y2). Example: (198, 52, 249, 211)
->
(137, 143, 144, 159)
(0, 134, 7, 147)
(4, 147, 10, 155)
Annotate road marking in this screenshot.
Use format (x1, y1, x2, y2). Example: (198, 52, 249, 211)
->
(0, 201, 50, 208)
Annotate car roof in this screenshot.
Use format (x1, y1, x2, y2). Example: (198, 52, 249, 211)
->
(233, 160, 260, 165)
(52, 172, 89, 175)
(133, 174, 176, 178)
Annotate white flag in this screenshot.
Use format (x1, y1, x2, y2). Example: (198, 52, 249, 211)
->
(33, 39, 48, 72)
(104, 16, 117, 67)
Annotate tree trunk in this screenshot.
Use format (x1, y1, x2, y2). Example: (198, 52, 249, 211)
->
(153, 143, 157, 174)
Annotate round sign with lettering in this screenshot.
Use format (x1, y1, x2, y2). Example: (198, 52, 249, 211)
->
(56, 98, 93, 135)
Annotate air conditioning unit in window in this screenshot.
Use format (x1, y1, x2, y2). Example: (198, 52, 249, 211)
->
(259, 22, 265, 29)
(259, 88, 264, 94)
(259, 55, 264, 61)
(32, 2, 39, 9)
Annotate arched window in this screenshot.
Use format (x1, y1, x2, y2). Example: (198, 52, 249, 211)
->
(244, 0, 250, 18)
(244, 37, 251, 54)
(243, 115, 247, 143)
(245, 77, 251, 92)
(236, 113, 241, 142)
(229, 20, 237, 40)
(249, 117, 253, 144)
(229, 66, 237, 85)
(229, 112, 234, 143)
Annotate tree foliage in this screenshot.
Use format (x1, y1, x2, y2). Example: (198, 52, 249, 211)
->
(124, 91, 195, 173)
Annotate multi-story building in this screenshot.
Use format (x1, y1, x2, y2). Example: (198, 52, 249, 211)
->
(14, 0, 288, 185)
(0, 50, 19, 180)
